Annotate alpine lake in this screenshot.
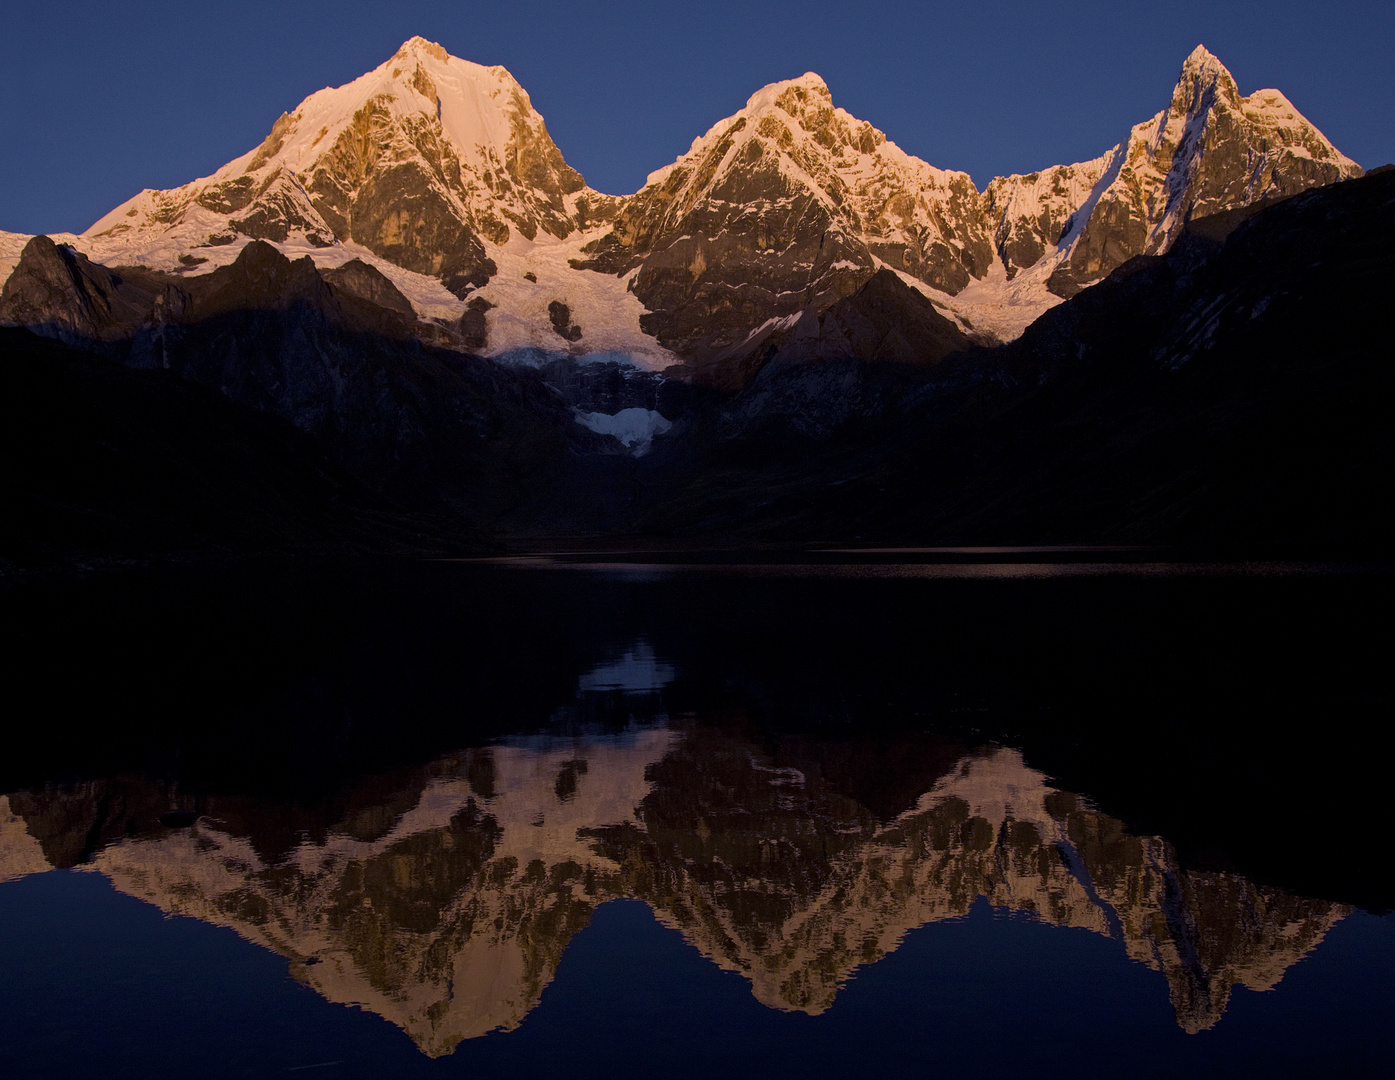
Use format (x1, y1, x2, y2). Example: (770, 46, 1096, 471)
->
(2, 550, 1392, 1079)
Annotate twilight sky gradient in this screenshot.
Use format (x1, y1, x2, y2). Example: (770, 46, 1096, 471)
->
(2, 0, 1391, 235)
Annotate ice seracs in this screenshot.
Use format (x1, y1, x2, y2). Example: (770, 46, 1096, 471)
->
(573, 407, 674, 455)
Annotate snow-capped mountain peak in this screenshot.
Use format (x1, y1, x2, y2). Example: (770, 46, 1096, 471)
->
(573, 69, 993, 379)
(83, 37, 613, 300)
(1014, 44, 1362, 298)
(744, 70, 830, 111)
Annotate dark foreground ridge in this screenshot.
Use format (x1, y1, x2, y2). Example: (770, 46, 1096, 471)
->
(0, 328, 490, 572)
(1, 170, 1393, 569)
(630, 168, 1395, 549)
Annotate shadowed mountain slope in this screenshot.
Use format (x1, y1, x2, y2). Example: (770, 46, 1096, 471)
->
(0, 328, 484, 570)
(0, 238, 607, 537)
(1, 161, 1388, 566)
(629, 169, 1394, 548)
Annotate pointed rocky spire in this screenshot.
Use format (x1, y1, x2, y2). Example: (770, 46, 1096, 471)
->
(394, 35, 449, 62)
(1182, 43, 1225, 74)
(1171, 43, 1242, 113)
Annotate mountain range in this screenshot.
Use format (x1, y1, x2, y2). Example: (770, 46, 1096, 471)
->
(0, 38, 1360, 373)
(0, 37, 1387, 564)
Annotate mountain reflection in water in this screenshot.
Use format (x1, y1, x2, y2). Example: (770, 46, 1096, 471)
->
(2, 558, 1390, 1074)
(0, 716, 1343, 1056)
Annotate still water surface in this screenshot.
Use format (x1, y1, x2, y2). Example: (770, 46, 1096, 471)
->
(1, 555, 1391, 1077)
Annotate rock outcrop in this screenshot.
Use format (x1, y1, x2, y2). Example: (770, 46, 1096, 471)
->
(776, 267, 971, 368)
(0, 235, 174, 347)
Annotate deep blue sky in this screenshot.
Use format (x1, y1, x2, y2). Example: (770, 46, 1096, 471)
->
(3, 0, 1391, 234)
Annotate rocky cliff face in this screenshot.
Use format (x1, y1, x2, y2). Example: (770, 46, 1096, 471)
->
(984, 154, 1117, 282)
(776, 268, 971, 368)
(4, 729, 1346, 1053)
